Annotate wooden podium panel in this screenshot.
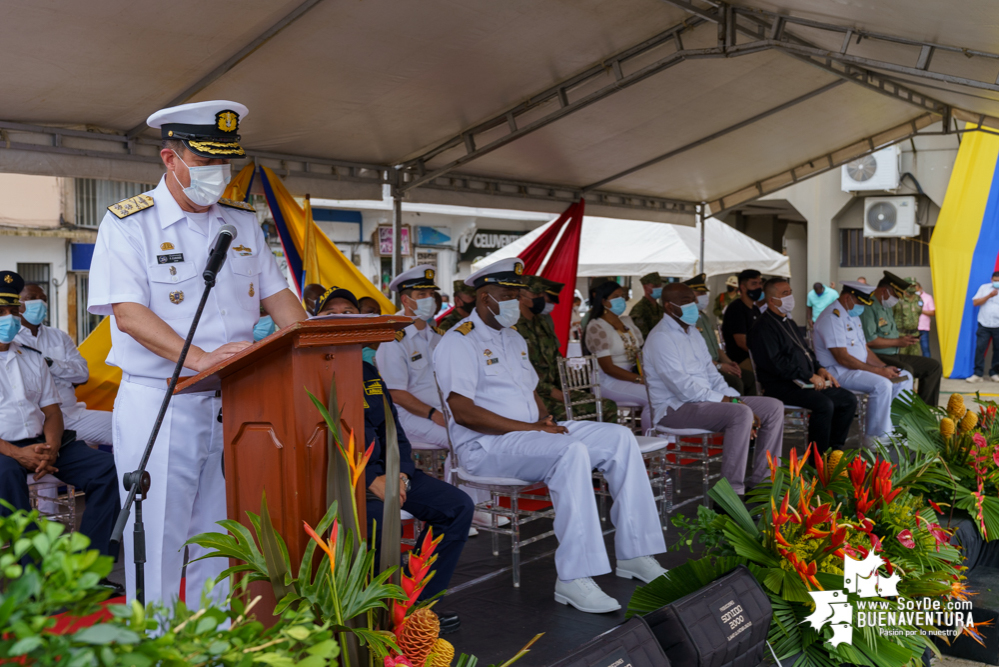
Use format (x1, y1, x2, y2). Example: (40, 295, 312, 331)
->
(175, 316, 409, 614)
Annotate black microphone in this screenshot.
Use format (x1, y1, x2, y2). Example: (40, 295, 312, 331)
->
(203, 224, 238, 284)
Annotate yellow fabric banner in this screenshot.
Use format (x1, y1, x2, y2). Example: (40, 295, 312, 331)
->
(302, 196, 321, 289)
(74, 317, 120, 412)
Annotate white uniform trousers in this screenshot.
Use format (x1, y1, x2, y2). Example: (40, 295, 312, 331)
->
(598, 372, 652, 433)
(458, 420, 666, 581)
(398, 408, 488, 505)
(66, 408, 113, 446)
(113, 380, 229, 608)
(827, 369, 913, 438)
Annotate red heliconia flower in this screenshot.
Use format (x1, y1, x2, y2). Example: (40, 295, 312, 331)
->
(789, 448, 800, 480)
(824, 525, 848, 553)
(848, 456, 868, 493)
(773, 493, 791, 527)
(974, 432, 987, 449)
(844, 543, 867, 559)
(767, 450, 778, 483)
(806, 504, 832, 532)
(810, 443, 829, 487)
(896, 529, 916, 549)
(855, 488, 874, 517)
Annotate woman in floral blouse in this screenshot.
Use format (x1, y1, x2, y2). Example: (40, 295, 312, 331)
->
(584, 281, 650, 432)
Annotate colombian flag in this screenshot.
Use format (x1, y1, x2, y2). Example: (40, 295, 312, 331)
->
(931, 126, 999, 377)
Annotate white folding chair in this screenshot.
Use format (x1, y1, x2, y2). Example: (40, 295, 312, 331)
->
(433, 374, 556, 589)
(556, 355, 670, 527)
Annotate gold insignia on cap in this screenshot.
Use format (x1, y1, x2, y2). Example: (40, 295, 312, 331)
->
(169, 290, 185, 305)
(160, 242, 174, 251)
(514, 262, 523, 275)
(425, 268, 434, 280)
(216, 110, 238, 133)
(186, 140, 246, 157)
(249, 282, 255, 297)
(3, 275, 11, 284)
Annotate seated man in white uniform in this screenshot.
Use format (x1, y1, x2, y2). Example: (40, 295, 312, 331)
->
(433, 257, 667, 614)
(644, 282, 784, 496)
(812, 281, 913, 441)
(375, 265, 496, 530)
(15, 282, 111, 446)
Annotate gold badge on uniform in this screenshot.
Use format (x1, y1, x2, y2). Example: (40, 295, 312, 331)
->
(160, 242, 175, 251)
(233, 245, 252, 256)
(484, 349, 492, 357)
(248, 282, 255, 297)
(169, 266, 176, 276)
(169, 290, 185, 304)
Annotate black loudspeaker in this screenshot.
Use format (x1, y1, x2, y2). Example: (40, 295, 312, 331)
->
(547, 616, 671, 667)
(643, 565, 772, 667)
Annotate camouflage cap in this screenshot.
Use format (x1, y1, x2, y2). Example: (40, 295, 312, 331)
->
(524, 276, 548, 295)
(452, 279, 475, 297)
(639, 272, 663, 287)
(540, 277, 565, 303)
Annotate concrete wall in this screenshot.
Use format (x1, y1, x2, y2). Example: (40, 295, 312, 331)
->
(0, 174, 61, 227)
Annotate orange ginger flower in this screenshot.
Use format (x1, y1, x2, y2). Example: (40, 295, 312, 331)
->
(304, 518, 339, 579)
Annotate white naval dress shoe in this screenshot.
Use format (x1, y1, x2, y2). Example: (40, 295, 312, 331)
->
(472, 510, 510, 527)
(615, 556, 667, 583)
(554, 577, 621, 614)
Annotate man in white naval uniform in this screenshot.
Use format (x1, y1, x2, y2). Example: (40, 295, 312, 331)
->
(88, 101, 307, 606)
(812, 281, 913, 440)
(433, 257, 667, 614)
(15, 282, 112, 446)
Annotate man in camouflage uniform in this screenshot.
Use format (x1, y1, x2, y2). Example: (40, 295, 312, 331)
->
(630, 272, 665, 339)
(438, 279, 476, 331)
(517, 276, 617, 422)
(714, 275, 739, 321)
(893, 277, 923, 356)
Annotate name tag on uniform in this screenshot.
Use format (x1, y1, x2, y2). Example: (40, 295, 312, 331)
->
(157, 253, 185, 264)
(411, 353, 423, 362)
(486, 358, 500, 366)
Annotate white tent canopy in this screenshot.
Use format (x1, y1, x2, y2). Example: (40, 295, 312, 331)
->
(1, 1, 998, 223)
(471, 216, 790, 279)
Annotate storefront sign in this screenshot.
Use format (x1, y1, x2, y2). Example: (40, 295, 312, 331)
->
(459, 229, 526, 262)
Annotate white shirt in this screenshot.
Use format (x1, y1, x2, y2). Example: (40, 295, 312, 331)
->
(375, 320, 442, 413)
(0, 342, 60, 442)
(87, 177, 287, 380)
(585, 316, 644, 369)
(14, 324, 89, 418)
(644, 314, 738, 422)
(432, 310, 539, 451)
(813, 301, 868, 372)
(975, 283, 999, 328)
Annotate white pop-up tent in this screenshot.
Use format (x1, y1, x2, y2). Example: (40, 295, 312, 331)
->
(471, 216, 789, 279)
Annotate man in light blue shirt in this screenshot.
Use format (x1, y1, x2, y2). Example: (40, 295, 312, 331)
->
(806, 282, 839, 322)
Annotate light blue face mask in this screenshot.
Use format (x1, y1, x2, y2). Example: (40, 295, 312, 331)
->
(672, 302, 700, 325)
(488, 294, 521, 328)
(253, 315, 276, 341)
(848, 304, 865, 318)
(411, 296, 437, 321)
(651, 287, 663, 300)
(0, 314, 21, 344)
(362, 346, 378, 366)
(22, 299, 47, 326)
(992, 280, 999, 289)
(608, 297, 627, 316)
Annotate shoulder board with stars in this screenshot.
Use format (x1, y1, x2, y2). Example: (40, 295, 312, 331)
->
(433, 326, 444, 336)
(218, 198, 255, 212)
(394, 329, 406, 342)
(455, 321, 474, 336)
(833, 309, 840, 317)
(107, 194, 154, 219)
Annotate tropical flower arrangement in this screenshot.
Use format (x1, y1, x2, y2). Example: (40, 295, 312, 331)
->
(893, 392, 999, 539)
(630, 445, 974, 667)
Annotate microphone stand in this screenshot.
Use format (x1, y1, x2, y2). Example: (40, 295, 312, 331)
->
(109, 247, 229, 605)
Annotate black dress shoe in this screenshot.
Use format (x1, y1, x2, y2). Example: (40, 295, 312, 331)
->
(98, 578, 126, 598)
(434, 610, 461, 635)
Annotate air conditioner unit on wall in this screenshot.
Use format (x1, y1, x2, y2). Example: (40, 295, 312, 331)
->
(841, 145, 901, 192)
(864, 196, 919, 238)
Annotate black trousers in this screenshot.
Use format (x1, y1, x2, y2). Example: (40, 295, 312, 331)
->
(876, 353, 942, 407)
(761, 381, 858, 452)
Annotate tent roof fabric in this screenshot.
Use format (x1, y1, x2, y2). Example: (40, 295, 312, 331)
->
(471, 216, 790, 279)
(1, 0, 997, 220)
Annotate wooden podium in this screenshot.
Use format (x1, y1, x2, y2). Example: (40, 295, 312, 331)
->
(174, 316, 409, 613)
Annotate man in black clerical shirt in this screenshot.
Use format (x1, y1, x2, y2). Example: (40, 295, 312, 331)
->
(747, 278, 857, 452)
